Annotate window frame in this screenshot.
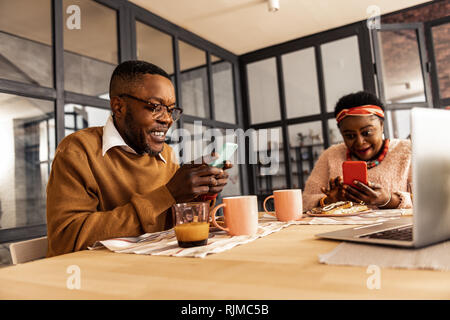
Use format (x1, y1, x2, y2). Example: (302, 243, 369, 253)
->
(0, 0, 245, 244)
(240, 22, 374, 199)
(425, 16, 450, 109)
(371, 23, 433, 110)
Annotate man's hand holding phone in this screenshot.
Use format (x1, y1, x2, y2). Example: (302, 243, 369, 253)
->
(208, 156, 233, 195)
(166, 159, 221, 203)
(166, 151, 232, 203)
(197, 151, 233, 194)
(209, 143, 238, 168)
(208, 143, 236, 194)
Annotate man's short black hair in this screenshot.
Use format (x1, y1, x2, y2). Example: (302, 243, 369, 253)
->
(109, 60, 171, 97)
(334, 91, 385, 118)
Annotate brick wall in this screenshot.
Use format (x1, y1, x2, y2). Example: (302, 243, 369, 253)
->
(382, 0, 450, 24)
(432, 23, 450, 100)
(379, 29, 426, 102)
(382, 0, 450, 102)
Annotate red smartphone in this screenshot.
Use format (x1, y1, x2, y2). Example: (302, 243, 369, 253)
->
(342, 161, 368, 188)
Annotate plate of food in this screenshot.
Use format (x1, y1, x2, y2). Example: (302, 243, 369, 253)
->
(306, 201, 371, 217)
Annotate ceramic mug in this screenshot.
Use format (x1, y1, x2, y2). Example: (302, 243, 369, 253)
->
(263, 189, 303, 221)
(210, 196, 258, 236)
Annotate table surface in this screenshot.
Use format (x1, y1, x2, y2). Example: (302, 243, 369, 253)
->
(1, 219, 449, 300)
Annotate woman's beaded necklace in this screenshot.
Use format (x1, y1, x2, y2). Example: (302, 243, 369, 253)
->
(346, 139, 390, 169)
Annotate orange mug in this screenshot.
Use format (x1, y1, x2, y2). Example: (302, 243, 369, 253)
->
(210, 196, 258, 236)
(263, 189, 303, 221)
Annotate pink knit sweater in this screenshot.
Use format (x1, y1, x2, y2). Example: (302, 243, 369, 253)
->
(303, 139, 412, 211)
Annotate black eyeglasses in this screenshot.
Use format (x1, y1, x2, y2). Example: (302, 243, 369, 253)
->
(118, 93, 183, 121)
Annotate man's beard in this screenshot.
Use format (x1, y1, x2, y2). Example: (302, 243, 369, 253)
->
(123, 109, 162, 156)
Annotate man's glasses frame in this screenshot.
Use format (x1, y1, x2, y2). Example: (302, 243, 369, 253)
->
(118, 93, 182, 121)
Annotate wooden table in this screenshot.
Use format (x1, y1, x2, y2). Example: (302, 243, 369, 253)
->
(0, 220, 449, 300)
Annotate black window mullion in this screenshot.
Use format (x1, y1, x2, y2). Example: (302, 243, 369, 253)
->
(206, 52, 215, 121)
(424, 21, 441, 108)
(416, 24, 433, 108)
(46, 118, 51, 175)
(239, 62, 256, 195)
(286, 114, 324, 126)
(119, 0, 134, 62)
(239, 61, 251, 130)
(64, 92, 111, 109)
(232, 62, 243, 127)
(250, 120, 284, 130)
(232, 62, 248, 195)
(357, 22, 377, 95)
(0, 79, 56, 100)
(172, 36, 184, 129)
(314, 45, 330, 149)
(276, 55, 292, 189)
(52, 0, 65, 145)
(0, 225, 47, 243)
(181, 114, 239, 129)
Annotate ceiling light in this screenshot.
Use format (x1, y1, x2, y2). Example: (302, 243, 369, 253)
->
(268, 0, 279, 12)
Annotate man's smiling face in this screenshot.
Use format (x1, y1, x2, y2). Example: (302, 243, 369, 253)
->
(112, 74, 176, 155)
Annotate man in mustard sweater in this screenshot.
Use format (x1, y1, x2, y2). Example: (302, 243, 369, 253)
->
(46, 61, 231, 256)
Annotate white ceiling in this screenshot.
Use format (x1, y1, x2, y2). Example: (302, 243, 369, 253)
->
(130, 0, 431, 55)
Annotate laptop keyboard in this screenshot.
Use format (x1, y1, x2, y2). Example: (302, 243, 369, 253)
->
(361, 226, 413, 241)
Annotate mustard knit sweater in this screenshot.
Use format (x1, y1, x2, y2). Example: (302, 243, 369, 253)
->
(46, 127, 179, 257)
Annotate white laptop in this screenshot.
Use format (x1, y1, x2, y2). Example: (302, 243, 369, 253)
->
(316, 107, 450, 248)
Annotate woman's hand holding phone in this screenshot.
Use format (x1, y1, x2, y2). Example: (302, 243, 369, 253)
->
(321, 176, 396, 208)
(342, 181, 393, 207)
(340, 161, 396, 207)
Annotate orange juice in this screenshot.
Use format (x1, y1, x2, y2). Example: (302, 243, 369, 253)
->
(174, 222, 209, 247)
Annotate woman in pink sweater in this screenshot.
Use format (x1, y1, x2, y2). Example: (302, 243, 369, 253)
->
(303, 91, 412, 211)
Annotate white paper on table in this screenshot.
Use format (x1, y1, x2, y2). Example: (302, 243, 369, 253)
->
(319, 241, 450, 271)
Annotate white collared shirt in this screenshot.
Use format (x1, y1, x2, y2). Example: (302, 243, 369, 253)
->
(102, 115, 166, 163)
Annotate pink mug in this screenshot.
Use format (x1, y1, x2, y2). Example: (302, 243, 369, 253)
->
(210, 196, 258, 236)
(263, 189, 303, 221)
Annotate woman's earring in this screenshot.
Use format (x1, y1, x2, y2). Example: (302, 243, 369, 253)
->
(382, 133, 386, 140)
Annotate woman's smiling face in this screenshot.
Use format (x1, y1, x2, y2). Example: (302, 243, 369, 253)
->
(339, 115, 384, 161)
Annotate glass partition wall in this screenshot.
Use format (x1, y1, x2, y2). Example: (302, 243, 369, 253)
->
(378, 2, 450, 139)
(133, 10, 244, 200)
(427, 17, 450, 109)
(242, 10, 448, 208)
(0, 0, 243, 250)
(0, 0, 56, 246)
(1, 0, 447, 257)
(241, 22, 374, 207)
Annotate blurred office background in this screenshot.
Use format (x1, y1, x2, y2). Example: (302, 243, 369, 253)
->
(0, 0, 448, 266)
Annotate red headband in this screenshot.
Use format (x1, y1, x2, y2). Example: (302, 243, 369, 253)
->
(336, 105, 384, 124)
